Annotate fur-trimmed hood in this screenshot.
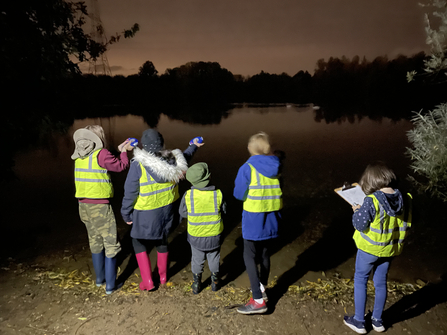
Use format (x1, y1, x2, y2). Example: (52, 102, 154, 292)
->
(132, 147, 188, 183)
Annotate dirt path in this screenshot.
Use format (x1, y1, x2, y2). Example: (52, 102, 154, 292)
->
(2, 147, 447, 335)
(1, 256, 446, 335)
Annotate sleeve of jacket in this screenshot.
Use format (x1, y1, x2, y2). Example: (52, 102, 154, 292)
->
(233, 163, 251, 201)
(182, 144, 198, 165)
(121, 161, 141, 222)
(97, 149, 129, 172)
(179, 193, 188, 219)
(352, 197, 376, 232)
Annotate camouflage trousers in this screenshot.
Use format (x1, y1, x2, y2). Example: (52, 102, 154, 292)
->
(78, 203, 121, 258)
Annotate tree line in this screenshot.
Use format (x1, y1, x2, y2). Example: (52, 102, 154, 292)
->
(3, 1, 445, 120)
(36, 53, 444, 117)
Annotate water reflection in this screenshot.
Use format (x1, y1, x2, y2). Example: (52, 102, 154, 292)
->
(312, 99, 418, 124)
(3, 105, 447, 290)
(162, 104, 233, 125)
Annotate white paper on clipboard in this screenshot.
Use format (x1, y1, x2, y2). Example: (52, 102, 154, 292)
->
(335, 183, 366, 206)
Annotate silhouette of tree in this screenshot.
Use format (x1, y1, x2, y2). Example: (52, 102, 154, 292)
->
(245, 71, 296, 103)
(138, 61, 158, 78)
(1, 0, 138, 106)
(160, 61, 236, 104)
(312, 53, 429, 118)
(292, 70, 312, 103)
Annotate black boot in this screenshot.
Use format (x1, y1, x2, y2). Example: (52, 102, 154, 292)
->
(211, 272, 219, 292)
(192, 273, 201, 294)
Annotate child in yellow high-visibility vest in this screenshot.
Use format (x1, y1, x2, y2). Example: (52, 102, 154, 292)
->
(344, 162, 412, 334)
(72, 125, 134, 294)
(179, 162, 226, 294)
(121, 129, 203, 291)
(233, 132, 283, 315)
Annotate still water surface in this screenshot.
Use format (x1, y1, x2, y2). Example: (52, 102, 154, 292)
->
(6, 105, 446, 287)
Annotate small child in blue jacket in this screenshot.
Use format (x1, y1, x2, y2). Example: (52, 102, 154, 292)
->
(233, 132, 283, 315)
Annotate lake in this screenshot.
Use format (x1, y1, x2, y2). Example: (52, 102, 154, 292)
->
(3, 104, 446, 289)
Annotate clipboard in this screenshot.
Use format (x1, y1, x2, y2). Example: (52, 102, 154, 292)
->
(334, 182, 366, 206)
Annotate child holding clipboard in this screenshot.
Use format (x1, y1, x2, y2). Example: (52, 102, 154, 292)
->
(341, 162, 412, 334)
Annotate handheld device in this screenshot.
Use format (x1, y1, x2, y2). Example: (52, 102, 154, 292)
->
(128, 137, 139, 147)
(189, 136, 204, 145)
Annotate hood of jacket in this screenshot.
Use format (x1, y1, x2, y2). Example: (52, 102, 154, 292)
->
(246, 154, 280, 178)
(132, 147, 188, 183)
(373, 189, 404, 217)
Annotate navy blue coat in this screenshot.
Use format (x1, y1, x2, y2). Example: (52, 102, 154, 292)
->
(121, 145, 197, 240)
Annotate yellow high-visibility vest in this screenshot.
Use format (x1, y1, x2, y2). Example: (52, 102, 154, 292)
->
(75, 150, 113, 199)
(134, 163, 178, 210)
(353, 193, 412, 257)
(243, 163, 282, 213)
(186, 189, 223, 237)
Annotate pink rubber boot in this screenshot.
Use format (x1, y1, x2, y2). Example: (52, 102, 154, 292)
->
(135, 252, 155, 291)
(157, 252, 169, 285)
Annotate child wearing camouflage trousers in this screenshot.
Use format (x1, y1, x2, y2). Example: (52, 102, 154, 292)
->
(179, 162, 226, 294)
(72, 125, 133, 294)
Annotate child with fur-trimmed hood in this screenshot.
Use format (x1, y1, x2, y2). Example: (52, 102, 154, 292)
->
(121, 129, 203, 291)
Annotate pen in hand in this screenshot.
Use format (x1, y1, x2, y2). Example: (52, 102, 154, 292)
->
(352, 203, 361, 212)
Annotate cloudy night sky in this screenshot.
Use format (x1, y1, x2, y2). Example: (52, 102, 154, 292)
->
(81, 0, 430, 77)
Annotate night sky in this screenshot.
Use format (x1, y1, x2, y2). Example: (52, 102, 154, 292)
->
(81, 0, 429, 77)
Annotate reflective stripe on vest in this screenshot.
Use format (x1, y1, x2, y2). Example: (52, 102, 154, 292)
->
(134, 163, 179, 210)
(353, 193, 412, 257)
(186, 189, 224, 237)
(74, 150, 113, 199)
(243, 163, 282, 213)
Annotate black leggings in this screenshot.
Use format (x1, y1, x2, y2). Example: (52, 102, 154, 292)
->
(132, 237, 168, 254)
(243, 239, 272, 300)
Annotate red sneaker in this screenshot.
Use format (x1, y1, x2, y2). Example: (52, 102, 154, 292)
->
(237, 298, 267, 315)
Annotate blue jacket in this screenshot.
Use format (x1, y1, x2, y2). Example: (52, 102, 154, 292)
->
(233, 154, 282, 241)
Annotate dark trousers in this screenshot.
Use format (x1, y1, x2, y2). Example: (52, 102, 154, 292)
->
(132, 237, 168, 254)
(243, 239, 272, 300)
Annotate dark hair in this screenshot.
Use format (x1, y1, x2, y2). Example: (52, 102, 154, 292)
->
(359, 162, 396, 195)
